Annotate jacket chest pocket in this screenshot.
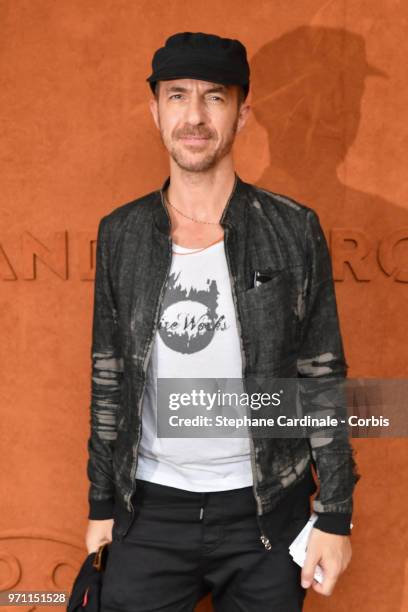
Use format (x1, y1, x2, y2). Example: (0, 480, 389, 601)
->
(243, 267, 288, 299)
(238, 267, 302, 370)
(240, 267, 298, 316)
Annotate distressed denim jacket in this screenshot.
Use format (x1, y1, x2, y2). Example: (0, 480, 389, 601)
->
(86, 172, 361, 549)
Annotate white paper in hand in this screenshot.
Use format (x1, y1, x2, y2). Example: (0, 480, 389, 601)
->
(288, 512, 353, 585)
(288, 513, 324, 583)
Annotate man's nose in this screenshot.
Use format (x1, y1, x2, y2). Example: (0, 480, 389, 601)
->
(184, 94, 207, 125)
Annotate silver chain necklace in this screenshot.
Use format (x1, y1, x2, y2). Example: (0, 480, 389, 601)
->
(164, 192, 221, 225)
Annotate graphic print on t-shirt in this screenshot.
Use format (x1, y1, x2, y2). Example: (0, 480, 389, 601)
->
(158, 269, 230, 354)
(135, 240, 254, 492)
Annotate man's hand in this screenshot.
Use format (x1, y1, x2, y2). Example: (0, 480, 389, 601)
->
(85, 519, 114, 554)
(301, 528, 352, 596)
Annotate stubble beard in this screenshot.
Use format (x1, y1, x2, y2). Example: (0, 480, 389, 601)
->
(158, 114, 239, 173)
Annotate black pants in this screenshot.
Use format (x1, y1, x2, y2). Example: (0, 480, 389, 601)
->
(100, 479, 308, 612)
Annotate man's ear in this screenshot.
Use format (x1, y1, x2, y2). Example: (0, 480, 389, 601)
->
(236, 102, 251, 135)
(149, 97, 159, 130)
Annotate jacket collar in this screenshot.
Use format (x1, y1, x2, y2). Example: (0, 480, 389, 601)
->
(153, 171, 249, 234)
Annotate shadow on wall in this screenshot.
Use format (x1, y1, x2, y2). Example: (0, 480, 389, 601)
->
(218, 25, 406, 612)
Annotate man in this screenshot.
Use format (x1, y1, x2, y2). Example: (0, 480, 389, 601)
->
(85, 32, 361, 611)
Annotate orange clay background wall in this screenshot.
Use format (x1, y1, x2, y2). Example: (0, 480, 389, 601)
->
(1, 1, 407, 611)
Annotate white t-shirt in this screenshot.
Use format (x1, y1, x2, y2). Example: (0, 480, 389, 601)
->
(135, 237, 253, 491)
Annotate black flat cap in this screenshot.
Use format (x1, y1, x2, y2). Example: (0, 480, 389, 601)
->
(146, 31, 250, 99)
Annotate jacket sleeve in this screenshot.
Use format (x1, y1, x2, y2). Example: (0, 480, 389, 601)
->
(297, 209, 361, 535)
(87, 215, 123, 520)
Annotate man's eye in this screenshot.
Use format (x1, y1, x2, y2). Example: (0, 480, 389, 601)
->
(168, 94, 224, 102)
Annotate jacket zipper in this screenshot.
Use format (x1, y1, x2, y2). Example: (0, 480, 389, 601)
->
(223, 225, 272, 552)
(125, 197, 173, 516)
(124, 181, 271, 551)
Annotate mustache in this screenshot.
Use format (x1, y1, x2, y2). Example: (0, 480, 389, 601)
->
(177, 130, 213, 138)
